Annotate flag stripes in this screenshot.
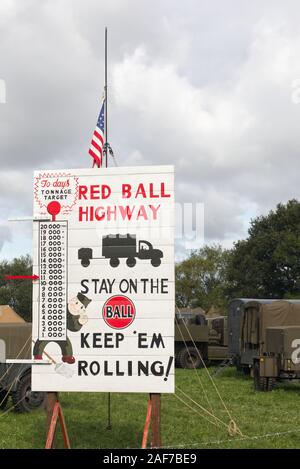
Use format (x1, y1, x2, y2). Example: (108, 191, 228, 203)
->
(89, 100, 105, 167)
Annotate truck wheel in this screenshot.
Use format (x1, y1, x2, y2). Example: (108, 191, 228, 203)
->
(0, 389, 8, 410)
(151, 258, 161, 267)
(267, 378, 276, 391)
(179, 347, 203, 369)
(126, 257, 136, 267)
(11, 373, 46, 413)
(175, 350, 182, 368)
(242, 366, 251, 376)
(253, 363, 273, 391)
(254, 363, 263, 391)
(110, 257, 120, 268)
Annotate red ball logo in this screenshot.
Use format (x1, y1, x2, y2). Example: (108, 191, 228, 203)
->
(103, 295, 136, 329)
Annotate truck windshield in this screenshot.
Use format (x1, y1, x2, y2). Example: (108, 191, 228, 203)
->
(139, 241, 151, 250)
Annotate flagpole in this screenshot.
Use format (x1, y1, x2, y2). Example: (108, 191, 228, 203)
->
(104, 27, 108, 168)
(104, 27, 111, 427)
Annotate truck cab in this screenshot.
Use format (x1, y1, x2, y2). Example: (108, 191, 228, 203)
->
(175, 309, 229, 368)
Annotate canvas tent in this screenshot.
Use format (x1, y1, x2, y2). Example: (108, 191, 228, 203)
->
(0, 306, 30, 360)
(0, 305, 25, 323)
(0, 323, 31, 359)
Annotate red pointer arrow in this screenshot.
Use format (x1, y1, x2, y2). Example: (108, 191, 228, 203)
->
(4, 274, 39, 280)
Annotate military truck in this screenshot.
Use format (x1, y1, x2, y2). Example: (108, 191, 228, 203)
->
(0, 323, 46, 412)
(207, 316, 228, 362)
(175, 310, 228, 368)
(237, 300, 300, 391)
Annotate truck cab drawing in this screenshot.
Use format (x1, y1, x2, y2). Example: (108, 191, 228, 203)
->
(135, 240, 162, 266)
(78, 234, 163, 268)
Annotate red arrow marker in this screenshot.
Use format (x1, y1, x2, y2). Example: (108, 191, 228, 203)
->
(4, 274, 39, 281)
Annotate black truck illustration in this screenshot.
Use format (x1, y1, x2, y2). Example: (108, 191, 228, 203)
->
(78, 234, 163, 268)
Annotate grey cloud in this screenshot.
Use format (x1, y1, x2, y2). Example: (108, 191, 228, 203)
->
(1, 0, 300, 259)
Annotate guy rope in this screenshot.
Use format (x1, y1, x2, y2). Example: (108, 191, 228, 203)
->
(175, 305, 244, 437)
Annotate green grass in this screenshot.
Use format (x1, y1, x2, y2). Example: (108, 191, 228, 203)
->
(2, 368, 300, 449)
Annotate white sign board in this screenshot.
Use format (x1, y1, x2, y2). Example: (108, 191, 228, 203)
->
(32, 166, 175, 392)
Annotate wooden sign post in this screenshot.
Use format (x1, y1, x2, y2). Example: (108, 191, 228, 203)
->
(142, 393, 162, 448)
(45, 392, 70, 449)
(150, 394, 162, 448)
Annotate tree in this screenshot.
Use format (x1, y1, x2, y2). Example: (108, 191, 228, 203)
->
(0, 255, 33, 321)
(226, 199, 300, 299)
(175, 245, 230, 310)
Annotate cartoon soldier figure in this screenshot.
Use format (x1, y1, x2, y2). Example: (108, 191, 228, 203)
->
(33, 292, 91, 364)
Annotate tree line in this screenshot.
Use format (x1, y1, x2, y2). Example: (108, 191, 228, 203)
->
(1, 199, 300, 320)
(176, 199, 300, 310)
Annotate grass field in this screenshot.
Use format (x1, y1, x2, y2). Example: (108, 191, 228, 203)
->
(1, 367, 300, 449)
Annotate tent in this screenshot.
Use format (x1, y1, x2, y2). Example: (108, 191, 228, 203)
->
(0, 305, 25, 323)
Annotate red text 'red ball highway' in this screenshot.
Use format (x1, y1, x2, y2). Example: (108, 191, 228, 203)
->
(102, 295, 136, 329)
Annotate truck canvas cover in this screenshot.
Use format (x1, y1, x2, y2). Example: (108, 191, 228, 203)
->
(241, 300, 300, 353)
(228, 298, 275, 356)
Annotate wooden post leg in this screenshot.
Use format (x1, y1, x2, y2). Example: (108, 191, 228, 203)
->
(150, 393, 162, 448)
(58, 404, 71, 449)
(46, 392, 59, 448)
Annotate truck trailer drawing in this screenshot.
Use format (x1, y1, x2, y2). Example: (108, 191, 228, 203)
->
(78, 234, 163, 268)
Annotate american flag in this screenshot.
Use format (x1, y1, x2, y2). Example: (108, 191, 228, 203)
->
(89, 100, 105, 167)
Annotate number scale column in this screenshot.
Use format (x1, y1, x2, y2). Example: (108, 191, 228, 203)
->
(38, 221, 68, 341)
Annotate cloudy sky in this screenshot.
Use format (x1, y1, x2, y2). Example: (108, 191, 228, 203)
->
(1, 0, 300, 261)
